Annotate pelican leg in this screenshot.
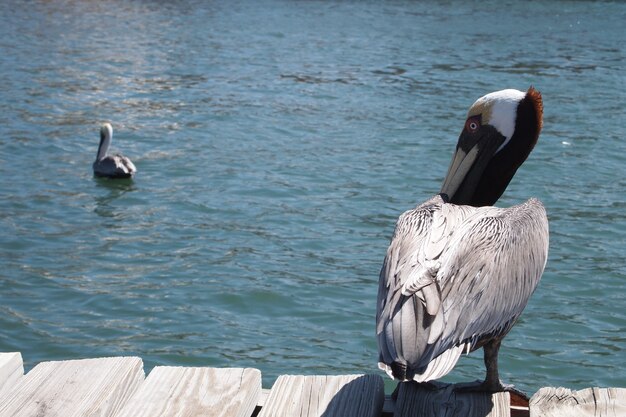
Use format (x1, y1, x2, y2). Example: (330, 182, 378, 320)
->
(482, 338, 503, 391)
(455, 338, 529, 400)
(484, 338, 528, 400)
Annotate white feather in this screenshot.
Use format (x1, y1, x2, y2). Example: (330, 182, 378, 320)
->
(472, 89, 525, 153)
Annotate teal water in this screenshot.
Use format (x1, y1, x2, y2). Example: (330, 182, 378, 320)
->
(0, 0, 624, 394)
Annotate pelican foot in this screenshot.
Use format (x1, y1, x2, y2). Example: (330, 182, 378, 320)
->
(453, 380, 529, 400)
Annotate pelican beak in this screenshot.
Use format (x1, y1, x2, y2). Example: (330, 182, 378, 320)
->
(440, 126, 505, 204)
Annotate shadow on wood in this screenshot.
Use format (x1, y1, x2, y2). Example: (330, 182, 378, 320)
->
(393, 382, 510, 417)
(320, 374, 385, 417)
(258, 374, 384, 417)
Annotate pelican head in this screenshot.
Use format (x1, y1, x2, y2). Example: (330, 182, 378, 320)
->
(96, 122, 113, 161)
(440, 87, 543, 207)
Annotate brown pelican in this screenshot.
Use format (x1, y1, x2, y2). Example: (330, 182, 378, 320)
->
(93, 123, 137, 179)
(376, 87, 548, 393)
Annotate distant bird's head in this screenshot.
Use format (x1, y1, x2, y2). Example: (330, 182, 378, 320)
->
(100, 122, 113, 142)
(440, 87, 543, 207)
(96, 122, 114, 161)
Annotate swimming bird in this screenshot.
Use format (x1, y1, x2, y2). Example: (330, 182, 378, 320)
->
(93, 123, 137, 179)
(376, 87, 548, 393)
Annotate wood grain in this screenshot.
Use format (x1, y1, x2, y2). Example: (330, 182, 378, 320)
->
(114, 366, 261, 417)
(0, 356, 144, 417)
(0, 352, 24, 398)
(529, 387, 626, 417)
(258, 374, 384, 417)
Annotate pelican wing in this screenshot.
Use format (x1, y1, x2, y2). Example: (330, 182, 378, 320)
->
(119, 155, 137, 174)
(376, 194, 456, 377)
(93, 154, 136, 178)
(376, 197, 548, 382)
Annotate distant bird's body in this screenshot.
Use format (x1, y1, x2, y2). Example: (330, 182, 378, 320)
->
(376, 88, 548, 393)
(93, 123, 136, 179)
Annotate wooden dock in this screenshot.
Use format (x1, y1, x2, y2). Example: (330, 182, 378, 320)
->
(0, 352, 624, 417)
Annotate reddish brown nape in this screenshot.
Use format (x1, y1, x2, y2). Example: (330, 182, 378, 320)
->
(526, 86, 543, 139)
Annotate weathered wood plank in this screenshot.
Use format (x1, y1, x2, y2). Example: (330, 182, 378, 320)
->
(0, 352, 24, 398)
(393, 382, 510, 417)
(529, 387, 626, 417)
(258, 374, 384, 417)
(113, 366, 261, 417)
(0, 356, 144, 417)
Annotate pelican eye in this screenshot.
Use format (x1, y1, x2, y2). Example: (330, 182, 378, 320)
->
(465, 116, 481, 133)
